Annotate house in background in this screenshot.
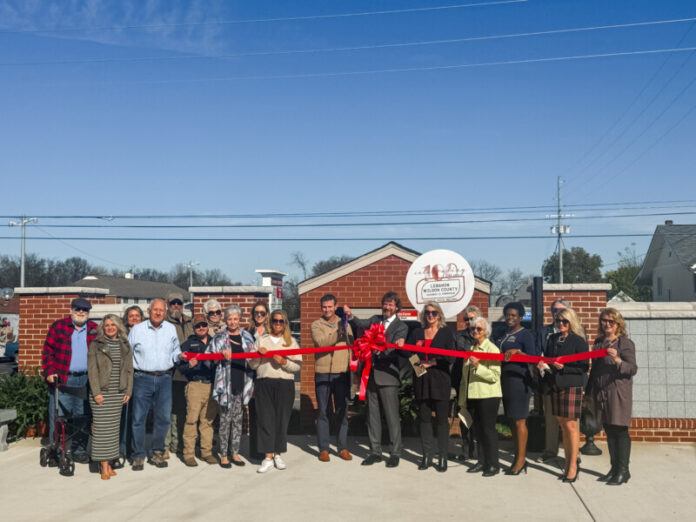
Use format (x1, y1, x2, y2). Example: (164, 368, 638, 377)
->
(635, 222, 696, 302)
(72, 274, 189, 305)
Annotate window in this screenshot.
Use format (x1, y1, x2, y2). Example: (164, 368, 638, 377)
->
(657, 277, 663, 297)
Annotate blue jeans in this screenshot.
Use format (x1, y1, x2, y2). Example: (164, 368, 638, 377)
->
(131, 372, 172, 460)
(48, 373, 89, 455)
(315, 372, 350, 452)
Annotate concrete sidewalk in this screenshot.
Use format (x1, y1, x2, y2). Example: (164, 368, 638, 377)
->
(0, 436, 694, 521)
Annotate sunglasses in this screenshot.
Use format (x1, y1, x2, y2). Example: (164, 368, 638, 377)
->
(207, 310, 222, 316)
(470, 326, 485, 333)
(73, 307, 90, 313)
(424, 310, 439, 317)
(194, 323, 208, 329)
(555, 318, 570, 326)
(271, 318, 285, 325)
(462, 317, 471, 322)
(254, 311, 267, 317)
(600, 318, 616, 326)
(169, 300, 183, 306)
(551, 307, 565, 314)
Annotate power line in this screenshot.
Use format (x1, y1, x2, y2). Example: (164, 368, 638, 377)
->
(4, 16, 696, 67)
(33, 225, 129, 268)
(0, 1, 527, 34)
(19, 210, 696, 229)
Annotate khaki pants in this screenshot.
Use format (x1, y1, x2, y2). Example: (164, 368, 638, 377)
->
(183, 381, 219, 459)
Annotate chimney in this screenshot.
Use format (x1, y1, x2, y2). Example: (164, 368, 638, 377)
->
(664, 220, 673, 225)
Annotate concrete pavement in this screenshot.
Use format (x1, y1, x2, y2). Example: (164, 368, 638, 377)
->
(0, 436, 694, 521)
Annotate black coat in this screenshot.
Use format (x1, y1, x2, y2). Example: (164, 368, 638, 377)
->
(542, 332, 589, 390)
(407, 327, 455, 401)
(178, 334, 214, 383)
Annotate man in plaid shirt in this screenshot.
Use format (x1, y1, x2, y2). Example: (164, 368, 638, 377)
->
(42, 297, 98, 462)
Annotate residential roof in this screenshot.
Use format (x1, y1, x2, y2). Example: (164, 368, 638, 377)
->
(72, 275, 190, 300)
(635, 224, 696, 285)
(297, 241, 491, 295)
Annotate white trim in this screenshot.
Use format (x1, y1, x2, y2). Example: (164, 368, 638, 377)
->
(13, 287, 109, 295)
(255, 269, 288, 276)
(188, 286, 273, 294)
(543, 283, 612, 291)
(615, 301, 696, 318)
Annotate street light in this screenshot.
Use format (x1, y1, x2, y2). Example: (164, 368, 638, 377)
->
(8, 216, 38, 287)
(183, 261, 200, 289)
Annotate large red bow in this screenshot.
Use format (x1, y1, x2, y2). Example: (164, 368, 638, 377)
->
(350, 323, 388, 400)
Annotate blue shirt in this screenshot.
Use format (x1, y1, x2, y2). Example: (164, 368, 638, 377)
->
(128, 320, 181, 372)
(68, 324, 88, 372)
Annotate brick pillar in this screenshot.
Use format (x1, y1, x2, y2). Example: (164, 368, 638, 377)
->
(189, 287, 271, 320)
(542, 283, 611, 344)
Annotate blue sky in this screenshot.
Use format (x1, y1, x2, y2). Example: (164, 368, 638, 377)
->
(1, 0, 695, 286)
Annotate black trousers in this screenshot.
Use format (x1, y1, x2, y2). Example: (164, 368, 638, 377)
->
(468, 397, 500, 469)
(418, 399, 450, 458)
(255, 378, 295, 454)
(604, 423, 631, 470)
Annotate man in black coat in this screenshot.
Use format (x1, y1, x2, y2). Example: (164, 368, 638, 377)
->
(345, 291, 408, 468)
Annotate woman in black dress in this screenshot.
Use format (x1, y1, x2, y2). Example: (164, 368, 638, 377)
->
(537, 308, 588, 482)
(407, 301, 455, 472)
(497, 302, 538, 475)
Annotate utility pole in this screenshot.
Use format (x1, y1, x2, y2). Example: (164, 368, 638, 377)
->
(549, 178, 570, 283)
(184, 261, 199, 288)
(8, 215, 38, 287)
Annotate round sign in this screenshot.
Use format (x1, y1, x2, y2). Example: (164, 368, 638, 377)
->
(405, 249, 475, 318)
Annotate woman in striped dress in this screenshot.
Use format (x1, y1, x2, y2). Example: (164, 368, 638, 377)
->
(88, 315, 134, 480)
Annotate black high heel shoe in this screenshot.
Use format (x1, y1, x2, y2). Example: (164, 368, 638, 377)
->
(505, 461, 528, 475)
(563, 465, 581, 483)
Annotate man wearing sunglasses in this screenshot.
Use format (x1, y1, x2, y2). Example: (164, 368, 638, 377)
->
(42, 297, 98, 463)
(164, 292, 194, 460)
(344, 292, 408, 468)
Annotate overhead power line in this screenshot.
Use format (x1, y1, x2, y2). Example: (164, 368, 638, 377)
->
(3, 16, 695, 67)
(0, 1, 527, 34)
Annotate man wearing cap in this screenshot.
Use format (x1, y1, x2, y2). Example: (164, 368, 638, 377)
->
(128, 298, 184, 470)
(42, 297, 98, 462)
(178, 314, 219, 467)
(164, 292, 193, 459)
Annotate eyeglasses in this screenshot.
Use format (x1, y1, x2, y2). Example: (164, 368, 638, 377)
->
(600, 318, 616, 326)
(254, 311, 267, 317)
(424, 310, 439, 317)
(169, 300, 183, 306)
(271, 318, 285, 325)
(194, 323, 208, 329)
(555, 318, 570, 326)
(207, 310, 222, 316)
(73, 307, 89, 313)
(470, 326, 485, 333)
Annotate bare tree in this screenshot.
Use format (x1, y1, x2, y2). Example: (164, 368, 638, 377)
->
(290, 251, 309, 280)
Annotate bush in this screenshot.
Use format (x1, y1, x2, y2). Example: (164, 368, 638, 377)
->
(0, 370, 48, 441)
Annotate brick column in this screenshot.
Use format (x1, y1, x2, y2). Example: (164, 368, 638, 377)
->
(189, 286, 272, 319)
(542, 283, 611, 344)
(15, 287, 109, 371)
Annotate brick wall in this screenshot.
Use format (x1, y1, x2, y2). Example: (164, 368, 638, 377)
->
(18, 293, 107, 371)
(191, 292, 270, 322)
(589, 418, 696, 443)
(543, 285, 610, 345)
(298, 255, 489, 428)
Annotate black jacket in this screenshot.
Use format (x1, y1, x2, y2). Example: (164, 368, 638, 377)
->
(407, 327, 455, 401)
(179, 334, 214, 383)
(542, 332, 589, 390)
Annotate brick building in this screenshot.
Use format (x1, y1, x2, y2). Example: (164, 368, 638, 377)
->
(297, 242, 491, 427)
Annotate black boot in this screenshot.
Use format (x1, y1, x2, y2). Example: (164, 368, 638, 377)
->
(598, 431, 617, 482)
(418, 456, 432, 470)
(607, 433, 631, 486)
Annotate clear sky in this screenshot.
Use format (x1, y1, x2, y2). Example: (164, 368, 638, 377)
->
(1, 0, 695, 286)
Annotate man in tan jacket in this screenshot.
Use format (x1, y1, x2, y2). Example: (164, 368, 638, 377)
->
(311, 294, 354, 462)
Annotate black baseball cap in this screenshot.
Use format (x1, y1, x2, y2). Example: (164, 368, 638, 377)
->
(71, 297, 92, 310)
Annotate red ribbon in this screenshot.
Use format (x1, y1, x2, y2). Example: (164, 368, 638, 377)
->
(349, 324, 389, 400)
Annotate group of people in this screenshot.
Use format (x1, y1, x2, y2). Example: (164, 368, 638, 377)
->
(41, 290, 637, 486)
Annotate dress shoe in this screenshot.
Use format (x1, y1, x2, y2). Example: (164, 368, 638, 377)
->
(435, 457, 448, 472)
(339, 449, 352, 461)
(607, 470, 630, 485)
(563, 467, 580, 483)
(131, 458, 144, 471)
(201, 455, 218, 465)
(361, 454, 382, 466)
(386, 455, 400, 468)
(231, 457, 246, 467)
(505, 461, 528, 476)
(482, 466, 500, 477)
(467, 462, 485, 473)
(319, 450, 330, 462)
(418, 456, 432, 471)
(219, 460, 232, 469)
(184, 457, 198, 467)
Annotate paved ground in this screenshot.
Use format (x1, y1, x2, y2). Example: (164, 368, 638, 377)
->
(1, 436, 694, 521)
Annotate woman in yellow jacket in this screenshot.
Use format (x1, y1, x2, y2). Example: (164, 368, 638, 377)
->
(458, 316, 502, 477)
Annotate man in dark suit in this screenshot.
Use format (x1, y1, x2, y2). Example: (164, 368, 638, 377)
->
(344, 291, 408, 468)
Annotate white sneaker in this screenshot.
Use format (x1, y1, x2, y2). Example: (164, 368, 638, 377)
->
(273, 455, 287, 470)
(257, 458, 274, 474)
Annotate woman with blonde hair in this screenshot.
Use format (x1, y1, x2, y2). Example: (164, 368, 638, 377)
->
(248, 309, 301, 473)
(406, 301, 456, 472)
(248, 300, 270, 340)
(537, 308, 589, 483)
(588, 308, 637, 486)
(87, 314, 134, 480)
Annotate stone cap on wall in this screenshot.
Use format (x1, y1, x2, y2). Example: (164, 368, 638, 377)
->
(13, 287, 109, 295)
(189, 286, 273, 294)
(543, 283, 612, 291)
(613, 301, 696, 318)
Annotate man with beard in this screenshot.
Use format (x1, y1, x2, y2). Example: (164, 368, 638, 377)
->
(164, 292, 193, 459)
(42, 298, 98, 463)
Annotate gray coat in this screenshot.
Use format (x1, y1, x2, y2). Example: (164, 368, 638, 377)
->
(351, 315, 408, 387)
(588, 336, 637, 427)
